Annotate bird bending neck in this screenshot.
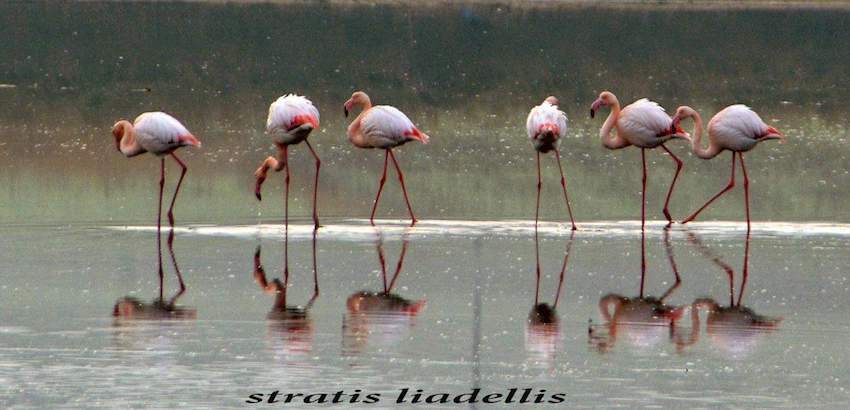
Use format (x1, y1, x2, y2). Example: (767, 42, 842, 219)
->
(114, 120, 146, 157)
(600, 101, 629, 150)
(691, 115, 721, 159)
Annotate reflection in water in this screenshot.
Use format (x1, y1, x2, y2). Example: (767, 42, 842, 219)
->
(343, 232, 426, 355)
(589, 229, 697, 353)
(253, 229, 319, 355)
(525, 231, 575, 363)
(688, 231, 782, 358)
(113, 228, 196, 321)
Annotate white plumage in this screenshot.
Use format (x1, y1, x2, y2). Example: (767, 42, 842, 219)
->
(266, 94, 320, 133)
(708, 104, 771, 152)
(133, 112, 195, 155)
(360, 105, 429, 148)
(618, 98, 676, 148)
(526, 101, 568, 140)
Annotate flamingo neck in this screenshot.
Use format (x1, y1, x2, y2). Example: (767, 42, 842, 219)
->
(347, 106, 372, 147)
(114, 120, 146, 157)
(690, 114, 721, 159)
(600, 100, 628, 149)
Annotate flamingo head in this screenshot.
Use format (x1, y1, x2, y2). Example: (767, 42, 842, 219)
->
(111, 120, 131, 152)
(670, 106, 699, 141)
(763, 126, 785, 144)
(344, 91, 371, 118)
(543, 95, 559, 106)
(590, 91, 616, 119)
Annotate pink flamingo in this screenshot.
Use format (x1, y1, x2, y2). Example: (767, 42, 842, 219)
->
(112, 112, 201, 230)
(671, 105, 784, 230)
(112, 112, 200, 294)
(344, 91, 429, 226)
(590, 91, 691, 228)
(526, 96, 577, 230)
(254, 94, 322, 229)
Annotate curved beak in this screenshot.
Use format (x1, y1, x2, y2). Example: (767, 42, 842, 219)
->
(343, 99, 352, 118)
(590, 98, 603, 119)
(765, 126, 785, 144)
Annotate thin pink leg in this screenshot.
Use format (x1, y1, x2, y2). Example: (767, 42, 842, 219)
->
(737, 231, 751, 307)
(305, 140, 321, 229)
(534, 229, 541, 305)
(376, 239, 388, 293)
(166, 228, 186, 305)
(641, 148, 647, 230)
(386, 237, 409, 293)
(552, 231, 575, 309)
(682, 152, 737, 224)
(166, 153, 187, 228)
(157, 158, 165, 300)
(639, 229, 646, 298)
(660, 227, 682, 301)
(660, 144, 684, 225)
(283, 146, 289, 283)
(388, 149, 417, 227)
(739, 153, 751, 232)
(370, 152, 389, 226)
(306, 229, 320, 307)
(554, 149, 577, 231)
(535, 152, 542, 230)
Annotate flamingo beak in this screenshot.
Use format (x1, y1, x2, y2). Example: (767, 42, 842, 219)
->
(179, 134, 201, 148)
(766, 126, 785, 143)
(343, 99, 352, 118)
(590, 99, 603, 119)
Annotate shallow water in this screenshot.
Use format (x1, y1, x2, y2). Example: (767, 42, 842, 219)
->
(2, 1, 850, 408)
(2, 220, 850, 408)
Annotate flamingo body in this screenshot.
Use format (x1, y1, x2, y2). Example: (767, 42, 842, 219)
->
(618, 99, 683, 148)
(266, 94, 320, 146)
(349, 105, 429, 149)
(118, 112, 200, 157)
(526, 100, 567, 153)
(707, 105, 775, 152)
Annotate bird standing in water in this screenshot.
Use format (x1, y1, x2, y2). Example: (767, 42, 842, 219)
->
(526, 96, 577, 230)
(111, 111, 201, 232)
(671, 105, 784, 230)
(344, 91, 429, 227)
(254, 94, 322, 229)
(590, 91, 691, 229)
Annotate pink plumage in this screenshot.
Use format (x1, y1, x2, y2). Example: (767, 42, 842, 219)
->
(526, 100, 568, 154)
(357, 106, 429, 148)
(266, 94, 320, 145)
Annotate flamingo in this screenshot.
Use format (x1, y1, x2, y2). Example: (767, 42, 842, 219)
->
(589, 91, 691, 228)
(671, 105, 785, 230)
(344, 91, 429, 227)
(254, 94, 322, 229)
(526, 96, 577, 230)
(112, 112, 200, 290)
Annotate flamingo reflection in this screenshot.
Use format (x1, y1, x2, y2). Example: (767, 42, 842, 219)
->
(525, 231, 575, 361)
(688, 231, 781, 358)
(113, 229, 196, 321)
(253, 229, 319, 355)
(589, 228, 697, 352)
(343, 233, 426, 354)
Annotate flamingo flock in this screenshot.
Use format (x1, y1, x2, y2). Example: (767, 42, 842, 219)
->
(111, 89, 783, 233)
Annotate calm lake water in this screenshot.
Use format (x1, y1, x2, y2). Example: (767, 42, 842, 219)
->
(1, 1, 850, 408)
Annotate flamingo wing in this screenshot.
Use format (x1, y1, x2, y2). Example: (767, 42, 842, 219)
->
(526, 102, 568, 140)
(620, 98, 674, 137)
(709, 105, 769, 140)
(266, 94, 320, 133)
(133, 112, 196, 155)
(360, 105, 429, 147)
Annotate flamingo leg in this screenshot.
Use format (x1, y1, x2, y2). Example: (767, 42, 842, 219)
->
(682, 152, 737, 224)
(641, 148, 647, 230)
(282, 146, 289, 283)
(386, 236, 409, 293)
(660, 227, 682, 301)
(377, 238, 388, 293)
(304, 140, 322, 230)
(166, 153, 187, 228)
(552, 231, 575, 309)
(370, 152, 389, 226)
(660, 144, 684, 225)
(388, 149, 417, 227)
(639, 229, 646, 298)
(534, 229, 541, 305)
(535, 152, 542, 230)
(306, 229, 320, 307)
(737, 231, 751, 307)
(554, 149, 577, 231)
(166, 227, 186, 306)
(157, 158, 165, 300)
(739, 153, 751, 232)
